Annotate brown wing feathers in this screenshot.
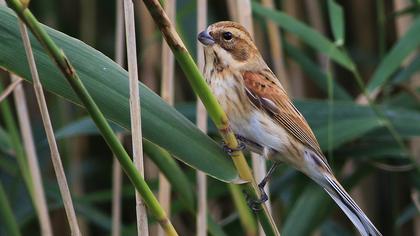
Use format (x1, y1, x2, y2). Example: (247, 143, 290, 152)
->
(242, 71, 324, 158)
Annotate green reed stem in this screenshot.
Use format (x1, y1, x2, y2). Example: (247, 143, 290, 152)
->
(141, 0, 280, 235)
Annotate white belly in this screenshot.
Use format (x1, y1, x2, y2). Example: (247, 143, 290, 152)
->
(230, 110, 291, 155)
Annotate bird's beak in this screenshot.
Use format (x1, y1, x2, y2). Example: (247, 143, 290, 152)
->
(198, 30, 215, 46)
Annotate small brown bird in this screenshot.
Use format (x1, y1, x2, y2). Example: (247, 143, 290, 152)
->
(198, 21, 382, 236)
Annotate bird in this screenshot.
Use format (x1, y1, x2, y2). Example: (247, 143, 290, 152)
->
(198, 21, 382, 236)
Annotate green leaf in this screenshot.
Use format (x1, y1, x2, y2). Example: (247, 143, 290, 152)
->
(284, 42, 352, 100)
(0, 7, 238, 183)
(282, 184, 331, 236)
(367, 17, 420, 92)
(327, 0, 345, 46)
(315, 117, 383, 151)
(295, 100, 420, 138)
(391, 54, 420, 85)
(252, 2, 355, 71)
(142, 139, 194, 205)
(54, 117, 125, 140)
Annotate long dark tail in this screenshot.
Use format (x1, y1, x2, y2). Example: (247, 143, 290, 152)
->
(320, 175, 382, 236)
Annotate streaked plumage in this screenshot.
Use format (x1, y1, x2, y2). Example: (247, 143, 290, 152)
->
(198, 21, 382, 236)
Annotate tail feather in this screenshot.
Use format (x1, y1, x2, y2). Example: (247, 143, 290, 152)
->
(322, 175, 382, 236)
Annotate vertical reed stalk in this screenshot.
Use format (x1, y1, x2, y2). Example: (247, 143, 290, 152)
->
(158, 1, 175, 236)
(303, 0, 328, 71)
(196, 0, 208, 235)
(0, 82, 34, 213)
(17, 20, 81, 235)
(137, 2, 160, 234)
(11, 75, 53, 236)
(282, 0, 305, 97)
(226, 0, 238, 22)
(123, 0, 149, 234)
(112, 135, 123, 236)
(261, 0, 289, 92)
(112, 0, 125, 235)
(236, 2, 272, 234)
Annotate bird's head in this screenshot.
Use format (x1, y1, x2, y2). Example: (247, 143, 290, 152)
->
(198, 21, 261, 70)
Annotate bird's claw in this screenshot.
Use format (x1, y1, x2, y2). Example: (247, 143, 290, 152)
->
(222, 140, 246, 156)
(243, 189, 269, 212)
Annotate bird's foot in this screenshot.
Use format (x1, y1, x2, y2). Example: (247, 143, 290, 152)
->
(243, 186, 269, 212)
(222, 140, 246, 156)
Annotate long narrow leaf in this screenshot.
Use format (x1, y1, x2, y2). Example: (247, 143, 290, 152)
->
(0, 6, 238, 183)
(252, 2, 355, 71)
(367, 17, 420, 92)
(327, 0, 345, 45)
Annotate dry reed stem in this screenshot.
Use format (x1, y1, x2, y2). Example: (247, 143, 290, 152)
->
(261, 0, 289, 93)
(0, 78, 22, 103)
(137, 1, 159, 92)
(112, 136, 123, 236)
(227, 0, 238, 22)
(11, 75, 53, 236)
(123, 0, 149, 234)
(137, 3, 160, 234)
(18, 21, 81, 235)
(236, 1, 272, 234)
(282, 0, 305, 97)
(158, 1, 176, 236)
(112, 1, 125, 235)
(304, 0, 328, 71)
(196, 0, 208, 235)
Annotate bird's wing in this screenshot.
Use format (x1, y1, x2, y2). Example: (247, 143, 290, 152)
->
(242, 70, 326, 160)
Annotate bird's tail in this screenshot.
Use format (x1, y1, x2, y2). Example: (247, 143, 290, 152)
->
(320, 174, 382, 236)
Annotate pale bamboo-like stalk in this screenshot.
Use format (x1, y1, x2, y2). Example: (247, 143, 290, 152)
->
(0, 78, 22, 103)
(303, 0, 328, 71)
(261, 0, 289, 93)
(112, 136, 123, 236)
(158, 2, 175, 236)
(394, 0, 420, 234)
(282, 0, 305, 97)
(236, 2, 272, 234)
(137, 3, 160, 234)
(226, 0, 238, 22)
(11, 75, 53, 236)
(17, 21, 81, 236)
(123, 0, 149, 234)
(137, 1, 159, 92)
(196, 0, 207, 235)
(112, 0, 125, 235)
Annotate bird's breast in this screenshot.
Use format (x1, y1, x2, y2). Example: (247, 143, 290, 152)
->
(205, 69, 291, 157)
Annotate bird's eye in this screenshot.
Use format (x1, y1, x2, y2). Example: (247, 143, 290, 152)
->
(222, 32, 233, 41)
